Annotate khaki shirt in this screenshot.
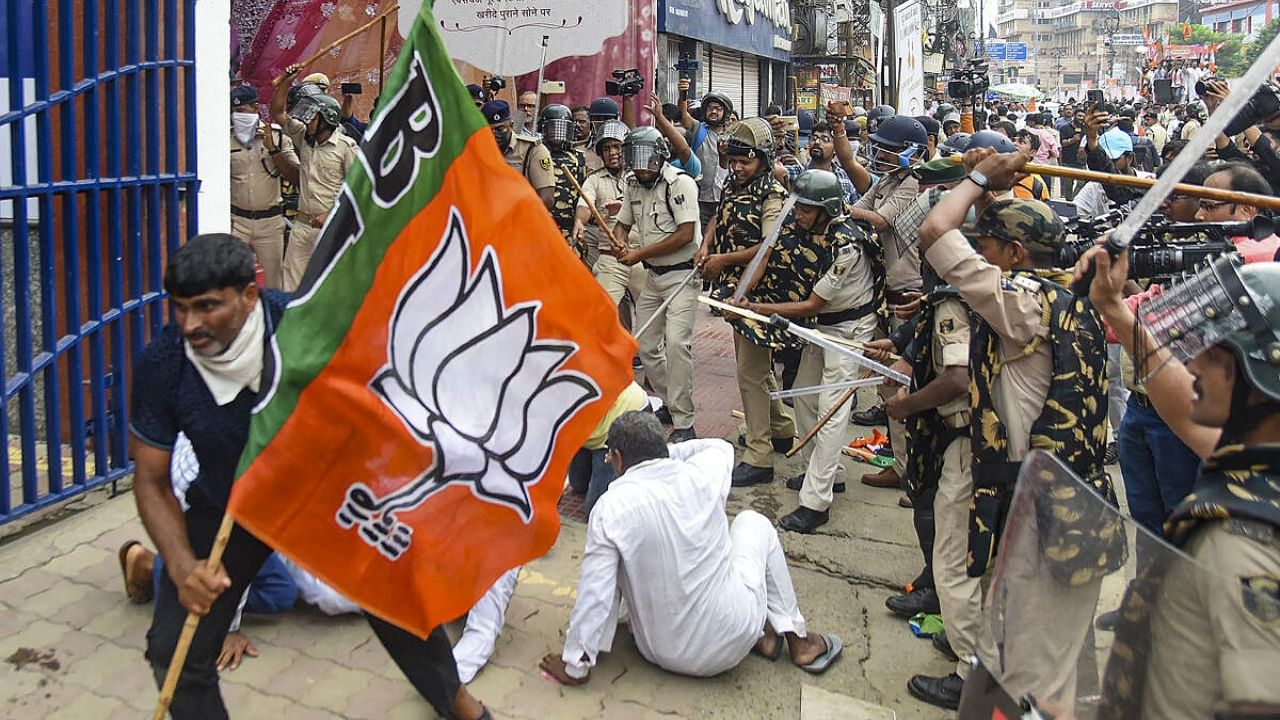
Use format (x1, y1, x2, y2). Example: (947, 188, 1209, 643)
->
(503, 134, 555, 192)
(577, 142, 604, 173)
(926, 229, 1051, 461)
(577, 168, 635, 249)
(283, 118, 357, 217)
(616, 164, 700, 265)
(932, 296, 971, 419)
(229, 123, 297, 212)
(812, 238, 879, 339)
(1143, 519, 1280, 720)
(854, 168, 922, 292)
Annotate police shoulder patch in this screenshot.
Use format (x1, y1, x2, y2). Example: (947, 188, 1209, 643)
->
(1241, 575, 1280, 624)
(673, 194, 685, 205)
(939, 318, 956, 334)
(1000, 277, 1018, 292)
(540, 156, 553, 171)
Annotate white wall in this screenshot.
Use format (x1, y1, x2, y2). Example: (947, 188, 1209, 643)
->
(195, 0, 231, 233)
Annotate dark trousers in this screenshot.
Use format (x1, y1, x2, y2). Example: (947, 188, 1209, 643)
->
(1116, 397, 1200, 544)
(146, 504, 461, 719)
(908, 484, 938, 591)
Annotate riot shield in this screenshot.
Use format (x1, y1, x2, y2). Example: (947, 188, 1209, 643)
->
(959, 450, 1280, 720)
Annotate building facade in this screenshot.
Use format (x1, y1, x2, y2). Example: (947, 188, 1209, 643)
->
(658, 0, 793, 116)
(1201, 0, 1279, 41)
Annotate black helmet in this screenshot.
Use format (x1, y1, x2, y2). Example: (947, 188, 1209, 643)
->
(794, 170, 846, 219)
(870, 115, 928, 150)
(866, 104, 896, 132)
(538, 103, 574, 145)
(939, 132, 972, 156)
(702, 92, 734, 117)
(915, 115, 942, 139)
(968, 129, 1018, 154)
(588, 97, 620, 120)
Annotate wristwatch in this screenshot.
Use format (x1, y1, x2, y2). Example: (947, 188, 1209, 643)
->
(967, 169, 990, 190)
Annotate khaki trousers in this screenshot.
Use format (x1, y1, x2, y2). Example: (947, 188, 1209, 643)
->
(794, 320, 874, 511)
(931, 436, 997, 679)
(635, 270, 698, 430)
(282, 221, 320, 292)
(231, 213, 285, 290)
(734, 333, 795, 467)
(876, 316, 909, 476)
(593, 253, 647, 306)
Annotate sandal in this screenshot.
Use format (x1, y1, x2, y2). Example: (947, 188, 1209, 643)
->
(798, 633, 844, 675)
(118, 540, 153, 604)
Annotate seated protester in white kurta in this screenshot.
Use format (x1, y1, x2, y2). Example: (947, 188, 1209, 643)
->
(538, 411, 845, 684)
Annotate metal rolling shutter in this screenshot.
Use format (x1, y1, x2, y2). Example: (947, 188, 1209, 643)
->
(699, 43, 711, 96)
(710, 47, 745, 117)
(741, 56, 761, 117)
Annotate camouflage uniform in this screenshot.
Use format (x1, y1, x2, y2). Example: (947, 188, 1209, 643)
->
(925, 199, 1113, 709)
(711, 169, 793, 469)
(550, 147, 587, 254)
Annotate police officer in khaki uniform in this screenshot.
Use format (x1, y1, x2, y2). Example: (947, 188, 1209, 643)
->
(482, 100, 554, 209)
(733, 171, 883, 531)
(574, 120, 644, 303)
(1084, 247, 1280, 719)
(918, 149, 1112, 710)
(613, 127, 701, 443)
(269, 67, 357, 292)
(849, 115, 928, 491)
(696, 117, 793, 487)
(230, 85, 298, 289)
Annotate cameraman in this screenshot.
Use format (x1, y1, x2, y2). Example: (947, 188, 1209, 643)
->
(1195, 162, 1278, 262)
(1085, 106, 1143, 207)
(677, 78, 733, 226)
(1202, 81, 1280, 181)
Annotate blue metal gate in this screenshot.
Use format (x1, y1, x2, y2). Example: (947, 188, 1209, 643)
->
(0, 0, 198, 525)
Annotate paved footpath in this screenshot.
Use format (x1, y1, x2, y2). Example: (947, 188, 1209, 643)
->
(0, 308, 952, 720)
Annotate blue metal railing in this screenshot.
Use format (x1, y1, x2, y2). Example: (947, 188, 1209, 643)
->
(0, 0, 197, 524)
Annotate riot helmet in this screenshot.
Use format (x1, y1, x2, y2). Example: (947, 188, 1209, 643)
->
(538, 104, 575, 147)
(794, 169, 846, 222)
(622, 126, 670, 184)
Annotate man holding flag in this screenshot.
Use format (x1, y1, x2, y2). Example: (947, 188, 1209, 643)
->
(138, 2, 636, 717)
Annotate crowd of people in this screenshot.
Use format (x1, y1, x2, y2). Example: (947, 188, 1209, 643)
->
(125, 60, 1280, 720)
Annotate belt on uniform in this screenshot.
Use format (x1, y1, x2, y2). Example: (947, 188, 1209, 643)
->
(817, 299, 878, 326)
(941, 411, 971, 429)
(643, 260, 695, 275)
(231, 205, 282, 220)
(1130, 391, 1153, 409)
(886, 288, 922, 306)
(295, 211, 326, 229)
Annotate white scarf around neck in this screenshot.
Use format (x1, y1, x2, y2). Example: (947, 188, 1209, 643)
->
(184, 300, 265, 406)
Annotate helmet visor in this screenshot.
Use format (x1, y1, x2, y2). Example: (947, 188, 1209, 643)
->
(289, 98, 320, 124)
(624, 143, 663, 172)
(1136, 256, 1268, 372)
(542, 118, 574, 144)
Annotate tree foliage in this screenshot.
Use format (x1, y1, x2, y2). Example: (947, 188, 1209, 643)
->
(1171, 25, 1245, 78)
(1242, 18, 1280, 69)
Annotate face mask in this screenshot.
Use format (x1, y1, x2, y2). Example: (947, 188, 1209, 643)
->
(492, 128, 512, 150)
(809, 146, 826, 162)
(231, 112, 258, 146)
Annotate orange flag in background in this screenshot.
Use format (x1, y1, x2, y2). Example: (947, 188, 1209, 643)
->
(226, 2, 636, 638)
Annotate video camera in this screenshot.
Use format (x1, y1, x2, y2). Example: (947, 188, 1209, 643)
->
(1059, 214, 1274, 280)
(605, 68, 644, 97)
(674, 55, 700, 80)
(483, 75, 506, 94)
(947, 58, 989, 101)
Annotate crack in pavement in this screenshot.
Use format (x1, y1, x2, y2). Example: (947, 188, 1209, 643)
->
(784, 551, 901, 593)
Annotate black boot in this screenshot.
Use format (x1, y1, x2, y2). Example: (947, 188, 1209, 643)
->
(779, 506, 829, 534)
(932, 629, 958, 661)
(731, 463, 774, 487)
(885, 586, 941, 618)
(907, 672, 964, 710)
(851, 405, 887, 426)
(654, 407, 673, 425)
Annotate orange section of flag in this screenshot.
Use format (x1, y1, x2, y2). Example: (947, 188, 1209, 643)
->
(228, 129, 636, 637)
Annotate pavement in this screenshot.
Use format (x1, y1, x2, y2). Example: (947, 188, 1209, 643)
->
(0, 308, 954, 720)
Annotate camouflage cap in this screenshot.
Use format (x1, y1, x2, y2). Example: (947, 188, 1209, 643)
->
(962, 198, 1065, 254)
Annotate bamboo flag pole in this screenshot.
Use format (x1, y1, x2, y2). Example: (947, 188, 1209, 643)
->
(271, 5, 401, 87)
(945, 154, 1280, 210)
(152, 513, 237, 720)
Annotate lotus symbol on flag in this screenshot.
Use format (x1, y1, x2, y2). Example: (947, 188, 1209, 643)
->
(337, 209, 599, 560)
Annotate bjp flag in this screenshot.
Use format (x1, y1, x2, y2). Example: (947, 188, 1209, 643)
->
(227, 1, 637, 637)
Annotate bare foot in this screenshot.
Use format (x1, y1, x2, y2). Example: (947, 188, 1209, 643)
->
(752, 627, 781, 659)
(786, 633, 829, 667)
(120, 541, 156, 604)
(451, 686, 488, 719)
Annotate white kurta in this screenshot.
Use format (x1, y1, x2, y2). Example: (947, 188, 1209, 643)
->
(561, 439, 807, 678)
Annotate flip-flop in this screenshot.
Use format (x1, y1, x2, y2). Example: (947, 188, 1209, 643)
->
(751, 632, 785, 661)
(798, 633, 843, 675)
(117, 540, 152, 604)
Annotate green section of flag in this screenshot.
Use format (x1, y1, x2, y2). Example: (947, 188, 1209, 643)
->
(236, 4, 487, 475)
